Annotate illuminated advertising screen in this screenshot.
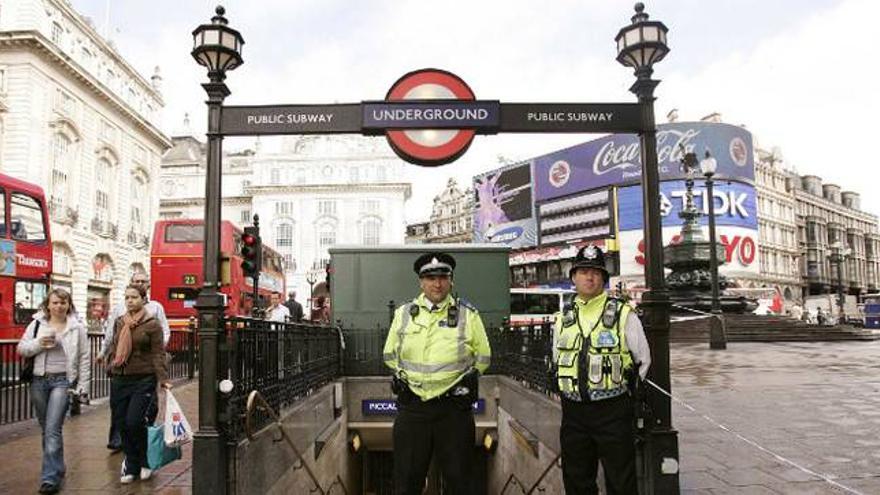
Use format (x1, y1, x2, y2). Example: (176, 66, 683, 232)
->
(473, 161, 537, 248)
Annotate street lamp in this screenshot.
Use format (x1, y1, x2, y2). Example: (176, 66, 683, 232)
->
(616, 3, 678, 494)
(700, 151, 721, 314)
(830, 241, 851, 325)
(191, 6, 244, 494)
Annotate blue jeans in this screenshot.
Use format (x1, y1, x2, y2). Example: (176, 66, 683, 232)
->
(31, 374, 70, 486)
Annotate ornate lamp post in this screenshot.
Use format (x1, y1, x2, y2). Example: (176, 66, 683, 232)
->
(616, 3, 679, 493)
(700, 151, 721, 313)
(191, 6, 244, 493)
(830, 241, 851, 324)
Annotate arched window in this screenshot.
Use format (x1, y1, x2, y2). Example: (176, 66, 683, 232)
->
(130, 175, 146, 234)
(276, 223, 293, 248)
(94, 158, 113, 222)
(52, 243, 74, 277)
(362, 219, 381, 245)
(50, 133, 72, 214)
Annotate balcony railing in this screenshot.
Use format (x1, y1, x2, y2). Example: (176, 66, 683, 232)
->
(48, 200, 78, 226)
(127, 230, 150, 248)
(91, 218, 119, 239)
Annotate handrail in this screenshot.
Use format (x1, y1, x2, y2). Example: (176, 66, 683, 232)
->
(245, 390, 349, 495)
(500, 453, 562, 495)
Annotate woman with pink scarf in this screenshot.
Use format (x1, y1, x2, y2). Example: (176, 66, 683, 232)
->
(106, 284, 170, 485)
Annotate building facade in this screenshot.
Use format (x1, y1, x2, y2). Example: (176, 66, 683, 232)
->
(0, 0, 170, 315)
(159, 134, 411, 300)
(753, 146, 801, 304)
(791, 175, 880, 299)
(423, 178, 473, 244)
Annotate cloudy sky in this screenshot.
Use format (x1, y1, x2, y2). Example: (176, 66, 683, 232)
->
(72, 0, 879, 222)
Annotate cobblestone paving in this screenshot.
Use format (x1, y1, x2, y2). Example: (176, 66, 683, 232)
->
(672, 341, 880, 494)
(0, 381, 197, 494)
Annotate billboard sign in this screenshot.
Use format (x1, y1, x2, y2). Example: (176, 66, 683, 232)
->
(617, 180, 757, 231)
(533, 122, 754, 202)
(473, 162, 537, 248)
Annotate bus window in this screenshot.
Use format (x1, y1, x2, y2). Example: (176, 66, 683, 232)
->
(10, 193, 46, 242)
(168, 287, 200, 308)
(511, 293, 560, 315)
(165, 224, 204, 242)
(0, 188, 6, 236)
(14, 280, 49, 324)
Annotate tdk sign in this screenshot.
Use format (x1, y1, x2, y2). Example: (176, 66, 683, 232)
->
(362, 399, 486, 416)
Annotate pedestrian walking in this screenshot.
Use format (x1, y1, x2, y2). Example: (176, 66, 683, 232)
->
(105, 284, 171, 484)
(284, 291, 304, 322)
(98, 272, 170, 451)
(266, 291, 290, 322)
(552, 244, 651, 495)
(16, 288, 90, 494)
(383, 252, 492, 494)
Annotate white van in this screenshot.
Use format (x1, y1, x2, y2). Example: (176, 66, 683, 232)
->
(510, 288, 575, 325)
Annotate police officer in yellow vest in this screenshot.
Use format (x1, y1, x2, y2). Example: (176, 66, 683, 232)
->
(383, 252, 491, 495)
(554, 244, 651, 495)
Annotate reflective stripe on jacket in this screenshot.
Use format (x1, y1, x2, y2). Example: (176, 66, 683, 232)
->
(383, 293, 491, 401)
(554, 292, 633, 402)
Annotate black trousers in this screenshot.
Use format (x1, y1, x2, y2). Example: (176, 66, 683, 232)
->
(392, 395, 475, 495)
(110, 376, 157, 475)
(560, 394, 637, 495)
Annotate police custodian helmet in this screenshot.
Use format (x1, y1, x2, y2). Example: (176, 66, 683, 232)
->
(414, 252, 456, 277)
(569, 244, 609, 281)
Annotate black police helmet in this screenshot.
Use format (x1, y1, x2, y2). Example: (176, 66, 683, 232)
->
(568, 244, 609, 281)
(413, 252, 456, 278)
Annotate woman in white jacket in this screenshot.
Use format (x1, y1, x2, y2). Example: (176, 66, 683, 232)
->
(17, 288, 90, 495)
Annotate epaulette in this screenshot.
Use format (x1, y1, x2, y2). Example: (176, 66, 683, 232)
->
(457, 298, 478, 312)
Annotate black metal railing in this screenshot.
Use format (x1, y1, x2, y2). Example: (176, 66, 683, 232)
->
(223, 317, 342, 441)
(340, 325, 391, 376)
(0, 329, 197, 426)
(488, 323, 555, 395)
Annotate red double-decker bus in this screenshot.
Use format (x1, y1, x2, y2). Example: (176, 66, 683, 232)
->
(150, 219, 285, 329)
(0, 173, 53, 340)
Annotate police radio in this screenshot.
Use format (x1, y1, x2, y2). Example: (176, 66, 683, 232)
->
(446, 296, 460, 327)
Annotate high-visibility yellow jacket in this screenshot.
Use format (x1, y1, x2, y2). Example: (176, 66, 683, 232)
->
(554, 292, 633, 402)
(383, 293, 491, 401)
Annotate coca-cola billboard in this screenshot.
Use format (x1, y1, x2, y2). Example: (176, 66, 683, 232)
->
(533, 122, 754, 202)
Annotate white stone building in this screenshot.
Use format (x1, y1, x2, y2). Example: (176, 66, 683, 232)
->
(753, 146, 802, 305)
(422, 178, 474, 244)
(0, 0, 170, 316)
(159, 133, 411, 299)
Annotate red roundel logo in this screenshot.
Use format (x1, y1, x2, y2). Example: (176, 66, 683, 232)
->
(548, 160, 571, 188)
(385, 69, 476, 167)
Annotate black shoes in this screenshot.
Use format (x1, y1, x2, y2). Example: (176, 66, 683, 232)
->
(38, 482, 59, 494)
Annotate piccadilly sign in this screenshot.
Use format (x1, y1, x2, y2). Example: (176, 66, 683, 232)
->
(219, 68, 645, 166)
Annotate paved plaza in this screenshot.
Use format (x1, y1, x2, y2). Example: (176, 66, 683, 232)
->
(673, 341, 880, 494)
(0, 341, 878, 493)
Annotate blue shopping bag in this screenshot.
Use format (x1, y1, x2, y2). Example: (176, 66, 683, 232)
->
(147, 424, 182, 470)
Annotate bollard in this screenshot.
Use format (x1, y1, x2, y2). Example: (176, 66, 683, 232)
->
(709, 313, 728, 350)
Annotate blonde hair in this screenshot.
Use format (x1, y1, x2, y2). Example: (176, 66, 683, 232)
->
(39, 288, 76, 316)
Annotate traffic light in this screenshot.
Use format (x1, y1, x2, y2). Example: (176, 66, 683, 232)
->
(241, 226, 262, 279)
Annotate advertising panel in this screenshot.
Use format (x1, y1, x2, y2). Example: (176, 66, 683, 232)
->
(616, 180, 758, 231)
(473, 161, 537, 248)
(618, 225, 760, 279)
(533, 122, 754, 202)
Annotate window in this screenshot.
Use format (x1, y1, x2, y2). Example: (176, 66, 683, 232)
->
(51, 22, 63, 44)
(14, 281, 49, 324)
(100, 120, 116, 142)
(377, 166, 387, 182)
(318, 225, 336, 251)
(360, 199, 380, 214)
(240, 210, 251, 224)
(50, 134, 71, 210)
(134, 144, 147, 164)
(55, 89, 75, 115)
(274, 201, 293, 216)
(362, 220, 380, 245)
(270, 168, 280, 184)
(165, 224, 203, 242)
(130, 177, 145, 233)
(276, 223, 293, 247)
(53, 244, 73, 277)
(349, 167, 360, 183)
(10, 193, 47, 241)
(318, 200, 336, 216)
(94, 159, 113, 222)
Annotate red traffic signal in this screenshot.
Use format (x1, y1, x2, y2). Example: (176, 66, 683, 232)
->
(241, 227, 261, 278)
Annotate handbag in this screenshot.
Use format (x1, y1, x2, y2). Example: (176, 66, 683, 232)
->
(19, 321, 40, 382)
(163, 390, 193, 447)
(147, 424, 182, 470)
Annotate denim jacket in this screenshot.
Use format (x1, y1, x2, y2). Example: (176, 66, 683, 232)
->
(17, 313, 91, 395)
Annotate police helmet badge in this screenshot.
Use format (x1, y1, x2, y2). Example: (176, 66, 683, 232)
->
(584, 245, 598, 260)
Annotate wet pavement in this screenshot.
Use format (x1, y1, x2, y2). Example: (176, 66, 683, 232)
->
(672, 341, 880, 494)
(1, 342, 878, 494)
(0, 380, 197, 494)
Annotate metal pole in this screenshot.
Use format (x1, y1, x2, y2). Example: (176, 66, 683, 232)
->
(837, 253, 845, 324)
(193, 79, 230, 495)
(706, 175, 721, 313)
(631, 66, 679, 494)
